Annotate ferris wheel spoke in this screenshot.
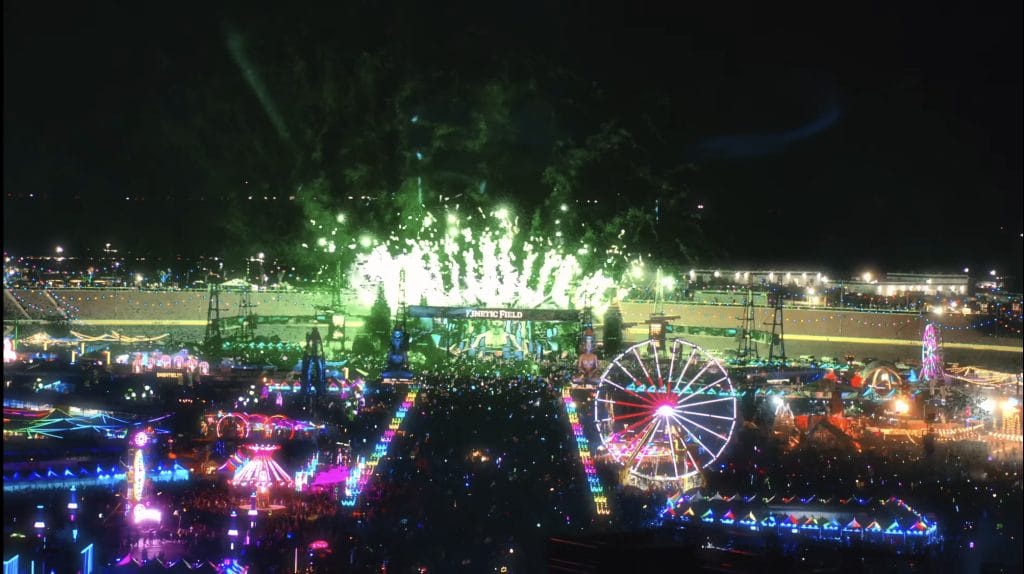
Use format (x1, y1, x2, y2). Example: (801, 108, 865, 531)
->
(622, 418, 659, 465)
(612, 409, 661, 421)
(677, 375, 729, 405)
(651, 342, 664, 386)
(598, 397, 652, 410)
(672, 417, 721, 462)
(685, 448, 702, 475)
(602, 371, 656, 405)
(610, 358, 657, 397)
(673, 413, 730, 442)
(631, 347, 655, 387)
(675, 361, 714, 396)
(666, 341, 680, 385)
(672, 396, 735, 410)
(677, 409, 735, 421)
(611, 359, 640, 385)
(609, 411, 658, 441)
(666, 425, 681, 479)
(631, 418, 660, 473)
(672, 348, 699, 391)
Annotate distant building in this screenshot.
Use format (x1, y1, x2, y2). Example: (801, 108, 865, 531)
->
(842, 273, 968, 297)
(684, 269, 831, 288)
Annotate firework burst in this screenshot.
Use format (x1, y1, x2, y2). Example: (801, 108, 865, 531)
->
(347, 206, 623, 311)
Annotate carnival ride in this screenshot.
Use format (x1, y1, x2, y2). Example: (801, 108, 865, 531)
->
(594, 338, 738, 491)
(921, 323, 943, 383)
(3, 404, 171, 439)
(859, 361, 903, 394)
(207, 412, 321, 440)
(230, 444, 293, 489)
(3, 420, 187, 492)
(119, 429, 178, 528)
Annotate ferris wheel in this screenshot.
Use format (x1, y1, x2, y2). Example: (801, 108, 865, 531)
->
(921, 323, 943, 382)
(594, 339, 737, 488)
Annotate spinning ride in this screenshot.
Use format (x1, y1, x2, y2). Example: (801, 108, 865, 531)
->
(595, 339, 737, 491)
(231, 444, 293, 489)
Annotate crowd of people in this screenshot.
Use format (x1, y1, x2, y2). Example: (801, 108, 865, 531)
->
(349, 375, 592, 572)
(699, 424, 1023, 571)
(6, 358, 1020, 573)
(113, 374, 597, 572)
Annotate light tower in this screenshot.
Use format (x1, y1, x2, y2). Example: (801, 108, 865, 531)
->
(33, 504, 46, 547)
(125, 430, 150, 515)
(246, 491, 258, 547)
(67, 486, 79, 543)
(766, 288, 786, 363)
(205, 280, 226, 345)
(736, 288, 757, 360)
(33, 503, 47, 574)
(227, 509, 239, 554)
(236, 288, 258, 344)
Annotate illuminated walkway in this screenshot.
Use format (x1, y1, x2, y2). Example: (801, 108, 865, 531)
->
(559, 387, 610, 516)
(358, 381, 592, 572)
(340, 384, 420, 507)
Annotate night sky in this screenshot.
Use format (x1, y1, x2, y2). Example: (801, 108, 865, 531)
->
(4, 1, 1021, 282)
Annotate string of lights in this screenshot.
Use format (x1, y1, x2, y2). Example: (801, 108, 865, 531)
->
(661, 491, 938, 545)
(561, 387, 610, 516)
(654, 306, 1017, 332)
(6, 288, 73, 319)
(340, 385, 420, 507)
(5, 287, 1018, 335)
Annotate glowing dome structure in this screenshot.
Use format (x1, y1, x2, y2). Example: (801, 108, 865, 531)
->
(231, 445, 293, 489)
(861, 361, 903, 394)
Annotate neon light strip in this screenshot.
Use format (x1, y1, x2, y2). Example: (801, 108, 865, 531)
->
(662, 493, 940, 544)
(340, 385, 419, 507)
(131, 450, 145, 502)
(561, 387, 610, 515)
(3, 466, 190, 492)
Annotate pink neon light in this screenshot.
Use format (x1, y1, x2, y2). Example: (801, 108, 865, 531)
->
(132, 431, 149, 448)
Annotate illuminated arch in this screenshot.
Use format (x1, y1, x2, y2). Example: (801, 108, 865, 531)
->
(216, 413, 249, 439)
(861, 361, 902, 394)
